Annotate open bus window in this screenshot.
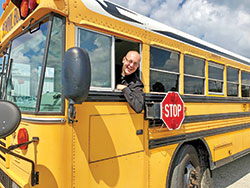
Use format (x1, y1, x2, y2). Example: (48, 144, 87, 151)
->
(150, 46, 179, 93)
(184, 55, 205, 95)
(77, 28, 140, 90)
(115, 38, 140, 86)
(40, 16, 63, 112)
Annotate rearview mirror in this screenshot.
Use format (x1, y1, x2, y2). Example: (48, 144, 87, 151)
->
(62, 47, 91, 104)
(0, 100, 21, 138)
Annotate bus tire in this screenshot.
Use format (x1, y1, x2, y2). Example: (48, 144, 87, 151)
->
(200, 168, 213, 188)
(170, 145, 201, 188)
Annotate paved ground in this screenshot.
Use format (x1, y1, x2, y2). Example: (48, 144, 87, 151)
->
(213, 153, 250, 188)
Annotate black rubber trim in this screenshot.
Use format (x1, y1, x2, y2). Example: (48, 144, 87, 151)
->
(212, 147, 250, 169)
(145, 93, 250, 103)
(149, 111, 250, 125)
(86, 91, 250, 103)
(149, 122, 250, 149)
(86, 91, 126, 102)
(184, 112, 250, 123)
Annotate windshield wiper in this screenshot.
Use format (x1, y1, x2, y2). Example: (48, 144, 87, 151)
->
(0, 56, 6, 94)
(2, 58, 13, 99)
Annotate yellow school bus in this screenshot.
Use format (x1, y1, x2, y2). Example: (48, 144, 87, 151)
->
(1, 0, 250, 187)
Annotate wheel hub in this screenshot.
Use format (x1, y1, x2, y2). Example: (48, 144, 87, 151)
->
(184, 163, 199, 188)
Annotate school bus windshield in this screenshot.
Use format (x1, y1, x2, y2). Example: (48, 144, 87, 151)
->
(0, 15, 64, 113)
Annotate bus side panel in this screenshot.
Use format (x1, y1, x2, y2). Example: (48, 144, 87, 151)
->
(148, 144, 178, 188)
(89, 114, 144, 162)
(73, 102, 147, 188)
(205, 128, 250, 162)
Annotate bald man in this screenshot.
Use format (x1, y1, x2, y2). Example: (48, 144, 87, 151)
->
(116, 51, 144, 113)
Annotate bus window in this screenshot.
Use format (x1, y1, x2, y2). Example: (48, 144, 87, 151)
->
(227, 67, 239, 97)
(40, 16, 64, 112)
(208, 61, 224, 94)
(184, 55, 205, 94)
(5, 19, 50, 112)
(150, 46, 179, 92)
(115, 38, 140, 86)
(241, 71, 250, 97)
(78, 28, 112, 89)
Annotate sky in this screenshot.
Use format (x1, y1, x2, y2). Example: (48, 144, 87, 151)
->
(108, 0, 250, 59)
(1, 0, 250, 59)
(0, 7, 2, 18)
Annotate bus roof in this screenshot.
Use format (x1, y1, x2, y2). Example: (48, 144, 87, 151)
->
(82, 0, 250, 65)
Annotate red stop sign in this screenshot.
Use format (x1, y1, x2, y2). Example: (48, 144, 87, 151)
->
(161, 92, 185, 130)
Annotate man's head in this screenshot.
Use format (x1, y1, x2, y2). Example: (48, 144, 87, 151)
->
(122, 51, 141, 76)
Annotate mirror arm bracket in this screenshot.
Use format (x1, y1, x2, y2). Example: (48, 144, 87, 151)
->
(8, 137, 39, 151)
(68, 99, 78, 124)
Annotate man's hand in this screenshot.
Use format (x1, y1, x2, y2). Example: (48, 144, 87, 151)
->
(116, 84, 127, 90)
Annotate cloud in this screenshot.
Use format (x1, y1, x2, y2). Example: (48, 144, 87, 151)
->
(109, 0, 250, 59)
(150, 0, 250, 58)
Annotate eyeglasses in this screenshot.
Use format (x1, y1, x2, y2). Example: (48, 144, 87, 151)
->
(125, 57, 139, 67)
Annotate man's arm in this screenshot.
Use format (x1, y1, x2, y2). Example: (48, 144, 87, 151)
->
(122, 81, 144, 113)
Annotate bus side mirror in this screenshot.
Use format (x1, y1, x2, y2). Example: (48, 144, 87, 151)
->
(62, 47, 91, 104)
(0, 100, 21, 139)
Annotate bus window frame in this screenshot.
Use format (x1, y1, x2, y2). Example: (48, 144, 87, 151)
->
(38, 15, 65, 114)
(1, 13, 65, 115)
(208, 61, 224, 95)
(183, 54, 205, 95)
(76, 26, 142, 93)
(76, 27, 113, 91)
(150, 45, 180, 93)
(226, 66, 239, 97)
(241, 70, 250, 98)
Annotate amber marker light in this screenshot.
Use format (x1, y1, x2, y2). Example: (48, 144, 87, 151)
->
(20, 0, 29, 18)
(11, 0, 38, 19)
(29, 0, 38, 12)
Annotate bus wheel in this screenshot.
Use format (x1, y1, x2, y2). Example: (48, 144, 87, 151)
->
(170, 145, 201, 188)
(200, 168, 213, 188)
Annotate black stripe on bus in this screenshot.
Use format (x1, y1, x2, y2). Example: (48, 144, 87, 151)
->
(145, 93, 250, 103)
(153, 30, 250, 66)
(87, 91, 250, 103)
(212, 147, 250, 169)
(149, 111, 250, 125)
(149, 122, 250, 149)
(184, 112, 250, 123)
